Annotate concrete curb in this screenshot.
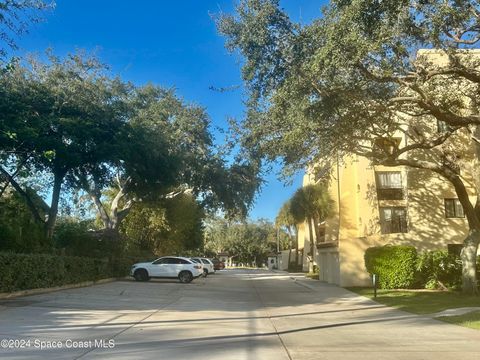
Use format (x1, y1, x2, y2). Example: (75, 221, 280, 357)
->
(271, 270, 319, 290)
(430, 307, 480, 318)
(0, 277, 128, 300)
(291, 277, 317, 291)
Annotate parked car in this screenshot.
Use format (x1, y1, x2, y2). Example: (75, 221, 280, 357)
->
(201, 258, 215, 275)
(191, 257, 215, 276)
(190, 258, 205, 276)
(211, 258, 225, 270)
(130, 256, 203, 283)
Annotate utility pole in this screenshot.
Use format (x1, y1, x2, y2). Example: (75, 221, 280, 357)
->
(276, 226, 280, 254)
(276, 226, 280, 270)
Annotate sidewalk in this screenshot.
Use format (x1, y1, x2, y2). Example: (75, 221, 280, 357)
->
(257, 270, 480, 360)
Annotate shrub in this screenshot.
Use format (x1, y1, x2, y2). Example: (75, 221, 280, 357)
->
(53, 219, 97, 257)
(53, 219, 126, 258)
(109, 257, 133, 278)
(0, 193, 51, 253)
(416, 250, 462, 290)
(0, 252, 131, 293)
(364, 245, 418, 289)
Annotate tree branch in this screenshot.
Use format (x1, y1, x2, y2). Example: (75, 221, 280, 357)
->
(425, 66, 480, 84)
(396, 129, 456, 155)
(0, 165, 45, 224)
(0, 157, 29, 197)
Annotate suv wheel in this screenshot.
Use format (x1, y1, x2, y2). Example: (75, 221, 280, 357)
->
(178, 271, 193, 283)
(203, 268, 208, 277)
(134, 269, 149, 282)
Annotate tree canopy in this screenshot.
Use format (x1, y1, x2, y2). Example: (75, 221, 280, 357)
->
(0, 53, 130, 237)
(291, 183, 333, 270)
(205, 217, 287, 265)
(120, 194, 205, 257)
(0, 1, 55, 60)
(218, 0, 480, 293)
(1, 51, 262, 242)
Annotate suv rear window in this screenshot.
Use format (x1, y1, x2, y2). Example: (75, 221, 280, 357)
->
(201, 259, 209, 264)
(164, 258, 190, 264)
(164, 258, 180, 264)
(152, 258, 167, 265)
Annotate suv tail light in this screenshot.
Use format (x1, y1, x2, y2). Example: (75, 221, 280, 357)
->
(194, 265, 202, 269)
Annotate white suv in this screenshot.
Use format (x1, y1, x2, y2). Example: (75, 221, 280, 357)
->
(192, 257, 215, 276)
(130, 256, 203, 283)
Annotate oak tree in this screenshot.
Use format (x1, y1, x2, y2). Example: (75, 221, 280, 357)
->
(219, 0, 480, 293)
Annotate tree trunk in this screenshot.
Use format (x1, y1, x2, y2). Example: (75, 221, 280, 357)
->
(461, 229, 480, 295)
(287, 241, 292, 268)
(286, 227, 292, 269)
(88, 190, 111, 229)
(463, 125, 480, 295)
(45, 170, 65, 239)
(86, 178, 133, 240)
(312, 214, 320, 243)
(307, 216, 315, 273)
(446, 173, 480, 295)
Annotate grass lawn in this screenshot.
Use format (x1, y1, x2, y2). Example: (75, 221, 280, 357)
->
(438, 311, 480, 330)
(348, 287, 480, 315)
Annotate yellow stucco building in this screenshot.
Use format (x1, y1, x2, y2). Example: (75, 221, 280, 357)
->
(296, 49, 479, 286)
(299, 155, 474, 286)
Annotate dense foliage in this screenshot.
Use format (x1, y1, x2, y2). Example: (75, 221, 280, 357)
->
(365, 246, 479, 290)
(0, 252, 131, 293)
(204, 217, 286, 266)
(364, 245, 418, 289)
(291, 183, 333, 270)
(121, 194, 205, 257)
(416, 250, 463, 290)
(275, 183, 333, 269)
(0, 190, 49, 253)
(0, 3, 263, 293)
(275, 199, 297, 267)
(218, 0, 480, 294)
(0, 51, 261, 265)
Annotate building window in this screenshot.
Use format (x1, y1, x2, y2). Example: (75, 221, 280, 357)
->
(379, 207, 408, 234)
(444, 199, 464, 218)
(375, 172, 404, 200)
(316, 225, 326, 243)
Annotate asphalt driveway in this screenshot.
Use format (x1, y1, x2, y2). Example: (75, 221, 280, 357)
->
(0, 269, 479, 359)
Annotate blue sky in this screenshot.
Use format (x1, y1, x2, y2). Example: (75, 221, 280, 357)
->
(13, 0, 325, 221)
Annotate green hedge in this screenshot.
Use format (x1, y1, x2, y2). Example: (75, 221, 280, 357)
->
(0, 252, 132, 293)
(416, 250, 462, 289)
(364, 245, 418, 289)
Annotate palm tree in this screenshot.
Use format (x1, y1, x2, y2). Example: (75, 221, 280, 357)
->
(291, 183, 333, 272)
(275, 200, 297, 269)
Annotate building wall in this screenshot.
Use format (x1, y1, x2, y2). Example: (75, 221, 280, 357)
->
(299, 49, 479, 286)
(306, 153, 473, 287)
(278, 250, 290, 270)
